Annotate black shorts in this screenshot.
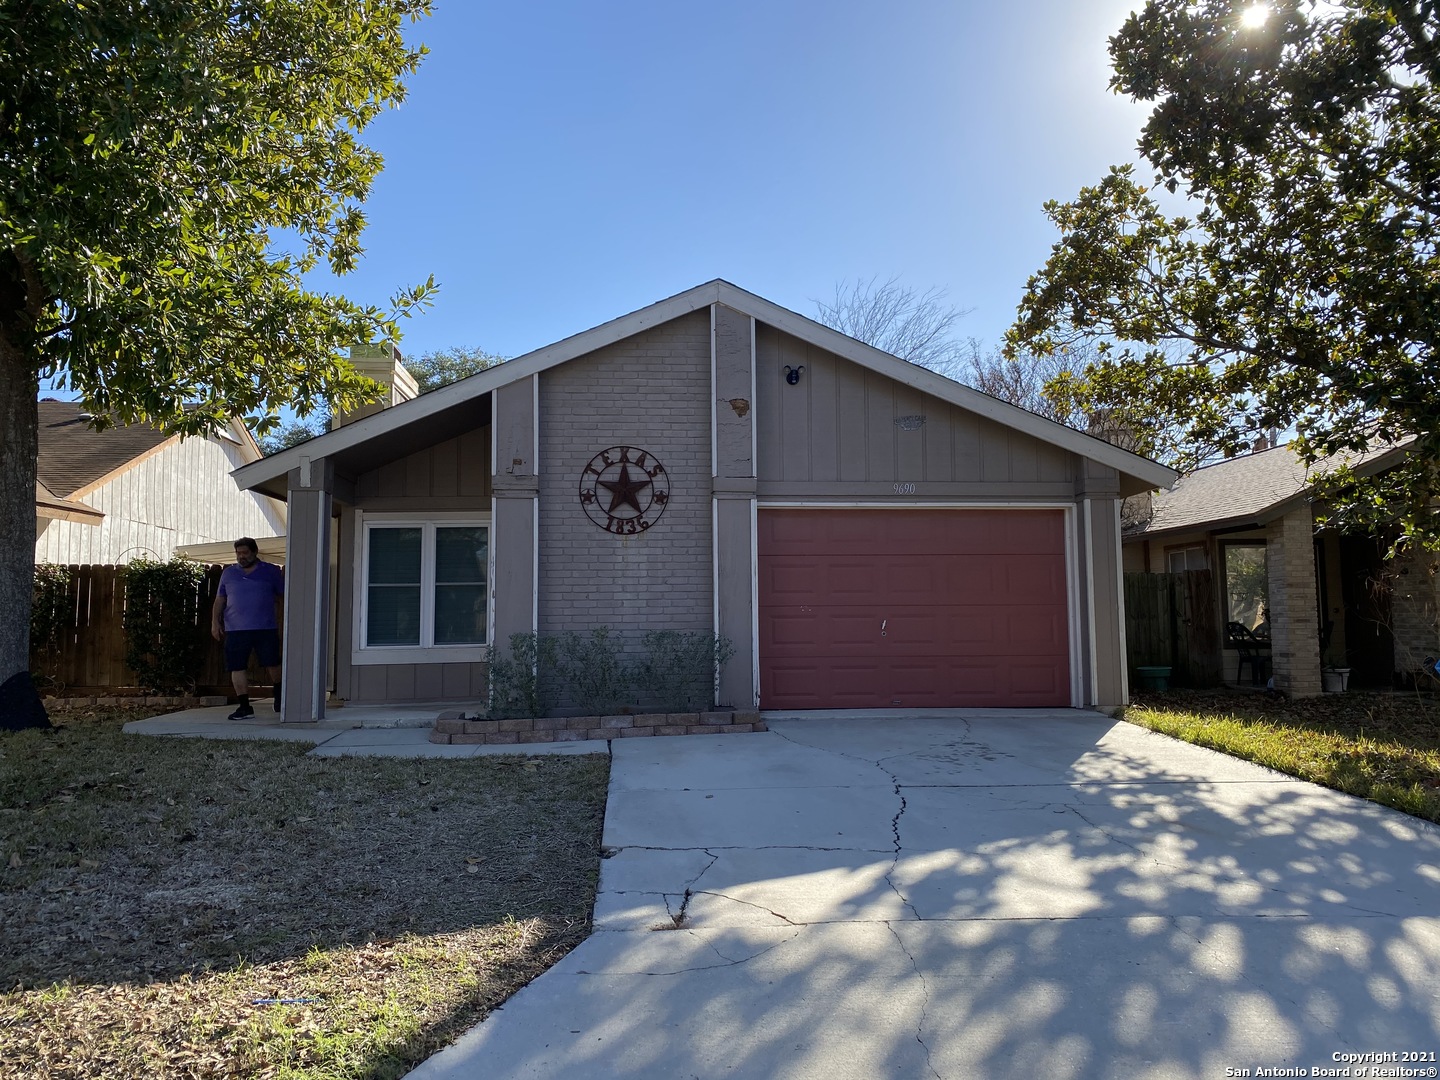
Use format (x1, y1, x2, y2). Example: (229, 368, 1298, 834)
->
(224, 628, 281, 671)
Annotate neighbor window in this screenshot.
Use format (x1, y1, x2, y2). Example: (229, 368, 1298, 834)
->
(358, 517, 488, 659)
(1166, 545, 1208, 573)
(1221, 541, 1268, 633)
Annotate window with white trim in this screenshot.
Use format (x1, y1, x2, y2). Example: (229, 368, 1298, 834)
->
(356, 516, 489, 661)
(1165, 544, 1208, 573)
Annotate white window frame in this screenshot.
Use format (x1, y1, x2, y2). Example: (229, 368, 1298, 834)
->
(1166, 544, 1208, 573)
(352, 510, 492, 665)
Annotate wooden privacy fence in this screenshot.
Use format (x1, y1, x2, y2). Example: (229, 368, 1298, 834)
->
(1124, 569, 1222, 687)
(30, 564, 270, 695)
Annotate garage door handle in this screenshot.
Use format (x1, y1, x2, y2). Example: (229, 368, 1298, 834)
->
(880, 619, 887, 637)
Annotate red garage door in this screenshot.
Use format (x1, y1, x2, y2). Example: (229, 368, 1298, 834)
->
(758, 508, 1071, 709)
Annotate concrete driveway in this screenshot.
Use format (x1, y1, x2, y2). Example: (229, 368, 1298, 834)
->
(406, 710, 1440, 1080)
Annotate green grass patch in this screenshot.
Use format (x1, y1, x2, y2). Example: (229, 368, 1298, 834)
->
(0, 704, 610, 1079)
(1126, 689, 1440, 823)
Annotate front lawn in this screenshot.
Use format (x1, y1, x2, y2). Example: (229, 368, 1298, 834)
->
(1125, 688, 1440, 824)
(0, 705, 610, 1079)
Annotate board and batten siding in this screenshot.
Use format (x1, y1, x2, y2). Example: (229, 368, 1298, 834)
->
(335, 427, 492, 704)
(34, 434, 284, 565)
(754, 326, 1077, 494)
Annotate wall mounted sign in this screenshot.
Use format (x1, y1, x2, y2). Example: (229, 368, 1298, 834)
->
(578, 446, 670, 535)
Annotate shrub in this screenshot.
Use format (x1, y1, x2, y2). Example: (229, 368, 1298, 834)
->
(555, 627, 635, 716)
(121, 559, 208, 693)
(638, 630, 735, 712)
(30, 564, 74, 686)
(486, 632, 559, 719)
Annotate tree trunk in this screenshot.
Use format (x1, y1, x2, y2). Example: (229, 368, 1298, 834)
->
(0, 334, 48, 729)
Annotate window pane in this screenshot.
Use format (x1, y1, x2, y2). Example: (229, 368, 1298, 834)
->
(434, 584, 486, 644)
(1224, 544, 1269, 630)
(367, 585, 421, 645)
(435, 527, 487, 584)
(369, 528, 421, 584)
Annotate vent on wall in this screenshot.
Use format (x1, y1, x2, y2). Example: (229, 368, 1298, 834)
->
(894, 415, 926, 431)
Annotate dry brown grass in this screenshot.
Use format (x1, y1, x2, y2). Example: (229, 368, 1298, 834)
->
(0, 705, 610, 1079)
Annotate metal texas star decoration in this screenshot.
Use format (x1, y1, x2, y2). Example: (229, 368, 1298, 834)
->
(578, 446, 670, 535)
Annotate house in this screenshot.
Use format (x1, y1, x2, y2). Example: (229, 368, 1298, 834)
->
(1122, 439, 1437, 695)
(35, 401, 286, 565)
(232, 280, 1177, 723)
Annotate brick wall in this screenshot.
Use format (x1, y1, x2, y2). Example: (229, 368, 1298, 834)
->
(1266, 506, 1323, 696)
(1389, 547, 1440, 675)
(537, 309, 714, 676)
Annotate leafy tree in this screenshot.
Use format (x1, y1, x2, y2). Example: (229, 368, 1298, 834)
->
(1007, 0, 1440, 544)
(403, 345, 506, 393)
(814, 276, 969, 377)
(259, 418, 329, 456)
(0, 1, 434, 727)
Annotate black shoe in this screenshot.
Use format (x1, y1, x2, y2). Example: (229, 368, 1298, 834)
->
(228, 704, 255, 720)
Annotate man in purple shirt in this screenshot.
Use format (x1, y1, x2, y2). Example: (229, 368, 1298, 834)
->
(210, 537, 284, 720)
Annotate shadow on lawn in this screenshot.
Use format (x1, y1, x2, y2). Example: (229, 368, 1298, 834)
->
(0, 707, 610, 1077)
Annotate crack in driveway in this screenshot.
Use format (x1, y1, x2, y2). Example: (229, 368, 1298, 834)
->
(887, 922, 942, 1080)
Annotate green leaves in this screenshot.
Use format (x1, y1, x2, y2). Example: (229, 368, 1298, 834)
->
(1009, 0, 1440, 546)
(0, 0, 436, 432)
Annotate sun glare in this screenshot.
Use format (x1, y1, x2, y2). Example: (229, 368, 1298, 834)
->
(1239, 3, 1271, 29)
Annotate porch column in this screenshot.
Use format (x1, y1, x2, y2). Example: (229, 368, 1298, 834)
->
(713, 303, 757, 709)
(1266, 505, 1322, 697)
(1076, 462, 1126, 710)
(492, 379, 539, 657)
(282, 456, 333, 722)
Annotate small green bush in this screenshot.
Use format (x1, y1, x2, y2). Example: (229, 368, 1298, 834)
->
(487, 627, 738, 716)
(556, 627, 634, 716)
(486, 632, 559, 719)
(30, 564, 74, 685)
(639, 630, 735, 712)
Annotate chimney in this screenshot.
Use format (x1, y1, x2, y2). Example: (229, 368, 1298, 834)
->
(332, 343, 419, 428)
(1086, 408, 1143, 452)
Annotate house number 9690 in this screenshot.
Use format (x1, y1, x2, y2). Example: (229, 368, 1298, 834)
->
(893, 482, 916, 495)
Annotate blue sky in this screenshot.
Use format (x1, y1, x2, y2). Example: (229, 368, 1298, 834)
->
(319, 0, 1154, 362)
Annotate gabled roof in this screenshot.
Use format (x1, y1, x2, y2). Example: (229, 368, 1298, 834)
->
(1128, 439, 1412, 540)
(35, 479, 104, 524)
(233, 279, 1179, 495)
(38, 400, 263, 499)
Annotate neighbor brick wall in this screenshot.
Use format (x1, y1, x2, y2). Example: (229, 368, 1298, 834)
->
(1389, 548, 1440, 676)
(1266, 505, 1323, 696)
(537, 310, 714, 684)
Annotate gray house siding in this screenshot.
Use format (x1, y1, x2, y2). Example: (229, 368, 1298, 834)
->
(755, 326, 1076, 495)
(714, 303, 758, 708)
(335, 429, 493, 705)
(537, 310, 714, 645)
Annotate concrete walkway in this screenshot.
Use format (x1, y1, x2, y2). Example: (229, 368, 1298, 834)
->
(401, 709, 1440, 1080)
(122, 702, 608, 757)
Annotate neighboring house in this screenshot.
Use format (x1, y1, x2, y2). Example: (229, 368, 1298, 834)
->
(232, 280, 1177, 723)
(1123, 439, 1437, 695)
(35, 401, 286, 565)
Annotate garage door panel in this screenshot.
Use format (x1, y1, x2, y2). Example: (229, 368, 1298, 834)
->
(759, 509, 1071, 708)
(764, 559, 882, 600)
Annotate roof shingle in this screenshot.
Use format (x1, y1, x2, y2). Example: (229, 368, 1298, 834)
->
(36, 401, 173, 498)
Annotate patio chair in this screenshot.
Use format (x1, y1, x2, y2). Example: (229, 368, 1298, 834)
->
(1227, 621, 1270, 686)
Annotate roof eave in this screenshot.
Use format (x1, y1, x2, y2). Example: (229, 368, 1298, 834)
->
(234, 278, 1180, 493)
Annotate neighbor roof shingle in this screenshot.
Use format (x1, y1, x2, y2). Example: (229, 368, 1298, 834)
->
(1131, 439, 1411, 538)
(36, 401, 173, 498)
